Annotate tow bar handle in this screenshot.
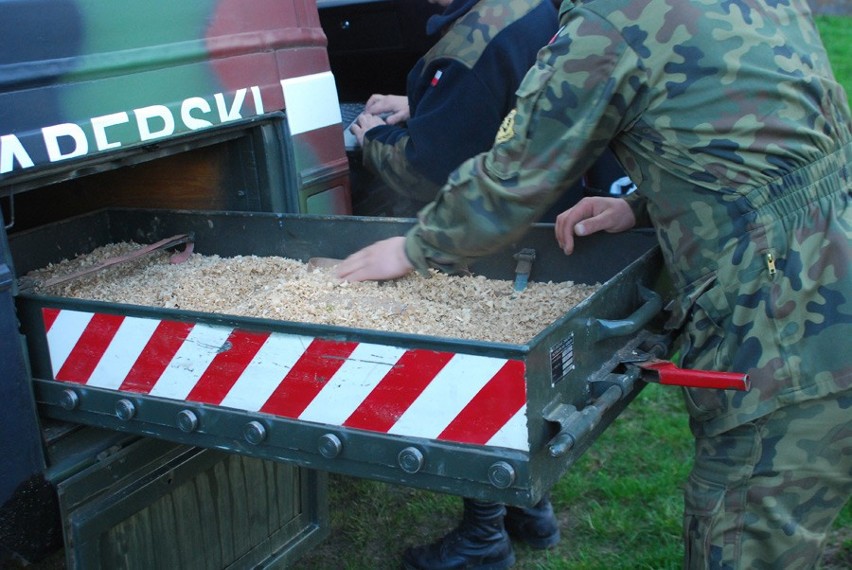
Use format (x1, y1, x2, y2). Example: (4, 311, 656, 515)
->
(637, 360, 750, 391)
(545, 341, 750, 457)
(586, 285, 663, 343)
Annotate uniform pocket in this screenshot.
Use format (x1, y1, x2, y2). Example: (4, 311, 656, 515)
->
(676, 276, 737, 421)
(683, 470, 727, 569)
(486, 61, 555, 181)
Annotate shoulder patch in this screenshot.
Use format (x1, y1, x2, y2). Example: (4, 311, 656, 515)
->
(495, 109, 517, 144)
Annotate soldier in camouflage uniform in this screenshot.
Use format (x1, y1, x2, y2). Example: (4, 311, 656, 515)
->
(338, 0, 851, 568)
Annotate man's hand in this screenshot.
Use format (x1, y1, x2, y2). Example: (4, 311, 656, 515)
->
(351, 113, 388, 145)
(555, 197, 636, 255)
(335, 237, 414, 282)
(364, 93, 410, 124)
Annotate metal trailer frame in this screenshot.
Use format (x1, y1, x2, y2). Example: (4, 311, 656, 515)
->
(11, 208, 668, 507)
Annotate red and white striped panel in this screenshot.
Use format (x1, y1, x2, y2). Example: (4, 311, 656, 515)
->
(41, 308, 530, 451)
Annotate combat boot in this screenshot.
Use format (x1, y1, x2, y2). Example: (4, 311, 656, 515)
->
(504, 494, 560, 549)
(402, 499, 515, 570)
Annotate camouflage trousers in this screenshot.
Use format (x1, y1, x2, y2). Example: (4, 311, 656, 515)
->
(683, 388, 851, 569)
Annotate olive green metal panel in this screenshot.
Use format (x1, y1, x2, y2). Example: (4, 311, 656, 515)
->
(58, 438, 328, 569)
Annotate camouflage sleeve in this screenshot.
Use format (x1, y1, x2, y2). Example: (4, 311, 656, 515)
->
(406, 8, 648, 275)
(361, 133, 442, 203)
(624, 192, 651, 228)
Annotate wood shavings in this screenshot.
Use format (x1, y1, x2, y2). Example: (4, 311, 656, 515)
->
(27, 242, 600, 344)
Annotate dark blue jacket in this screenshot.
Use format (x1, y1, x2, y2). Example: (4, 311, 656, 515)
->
(362, 0, 558, 203)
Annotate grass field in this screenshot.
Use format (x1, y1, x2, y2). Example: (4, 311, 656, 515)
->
(817, 15, 852, 103)
(295, 381, 850, 570)
(294, 16, 852, 570)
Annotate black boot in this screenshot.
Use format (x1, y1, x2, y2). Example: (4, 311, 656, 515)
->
(504, 495, 560, 549)
(402, 499, 515, 570)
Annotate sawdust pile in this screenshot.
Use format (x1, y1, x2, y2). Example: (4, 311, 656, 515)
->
(26, 242, 599, 344)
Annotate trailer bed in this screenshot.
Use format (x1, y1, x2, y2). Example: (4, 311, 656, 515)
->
(11, 208, 666, 505)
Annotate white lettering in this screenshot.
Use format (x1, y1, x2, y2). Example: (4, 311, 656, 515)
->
(91, 112, 129, 151)
(135, 105, 175, 141)
(0, 134, 35, 174)
(181, 97, 213, 130)
(43, 123, 88, 162)
(250, 86, 264, 114)
(2, 84, 280, 177)
(214, 88, 246, 122)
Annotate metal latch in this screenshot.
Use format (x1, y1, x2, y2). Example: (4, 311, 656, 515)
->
(621, 348, 751, 391)
(545, 337, 750, 458)
(512, 248, 536, 293)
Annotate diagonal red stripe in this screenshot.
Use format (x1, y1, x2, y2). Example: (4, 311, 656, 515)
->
(42, 307, 60, 333)
(260, 338, 358, 418)
(185, 329, 271, 405)
(437, 360, 526, 445)
(55, 313, 125, 384)
(343, 349, 453, 432)
(119, 320, 195, 393)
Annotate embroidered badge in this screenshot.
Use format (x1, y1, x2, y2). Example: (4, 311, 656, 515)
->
(495, 109, 516, 144)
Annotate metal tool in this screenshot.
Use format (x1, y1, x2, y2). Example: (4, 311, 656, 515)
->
(512, 248, 536, 293)
(633, 356, 751, 391)
(307, 257, 342, 270)
(19, 233, 194, 291)
(547, 334, 750, 457)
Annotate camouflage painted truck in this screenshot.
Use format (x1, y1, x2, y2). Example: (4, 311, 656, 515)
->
(0, 1, 748, 568)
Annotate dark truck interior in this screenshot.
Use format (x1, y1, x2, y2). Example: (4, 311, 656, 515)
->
(319, 0, 443, 102)
(319, 0, 444, 216)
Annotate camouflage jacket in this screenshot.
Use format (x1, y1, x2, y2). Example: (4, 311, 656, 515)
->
(361, 0, 557, 203)
(405, 0, 852, 435)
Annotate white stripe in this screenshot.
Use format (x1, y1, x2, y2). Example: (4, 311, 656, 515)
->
(280, 71, 341, 135)
(299, 343, 406, 425)
(148, 324, 234, 400)
(46, 310, 93, 377)
(219, 332, 315, 411)
(485, 405, 529, 451)
(388, 354, 507, 439)
(86, 317, 162, 390)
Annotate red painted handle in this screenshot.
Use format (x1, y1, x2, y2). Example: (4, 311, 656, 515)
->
(638, 360, 750, 391)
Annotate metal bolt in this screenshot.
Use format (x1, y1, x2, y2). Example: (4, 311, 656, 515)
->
(398, 447, 425, 474)
(177, 410, 199, 433)
(488, 461, 516, 489)
(318, 434, 343, 458)
(59, 389, 79, 410)
(243, 421, 267, 445)
(115, 399, 136, 421)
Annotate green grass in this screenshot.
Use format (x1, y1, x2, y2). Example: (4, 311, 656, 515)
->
(548, 385, 690, 570)
(294, 16, 851, 569)
(294, 384, 849, 569)
(295, 384, 849, 570)
(817, 15, 852, 103)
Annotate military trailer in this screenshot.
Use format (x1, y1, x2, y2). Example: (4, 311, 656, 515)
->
(1, 1, 748, 568)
